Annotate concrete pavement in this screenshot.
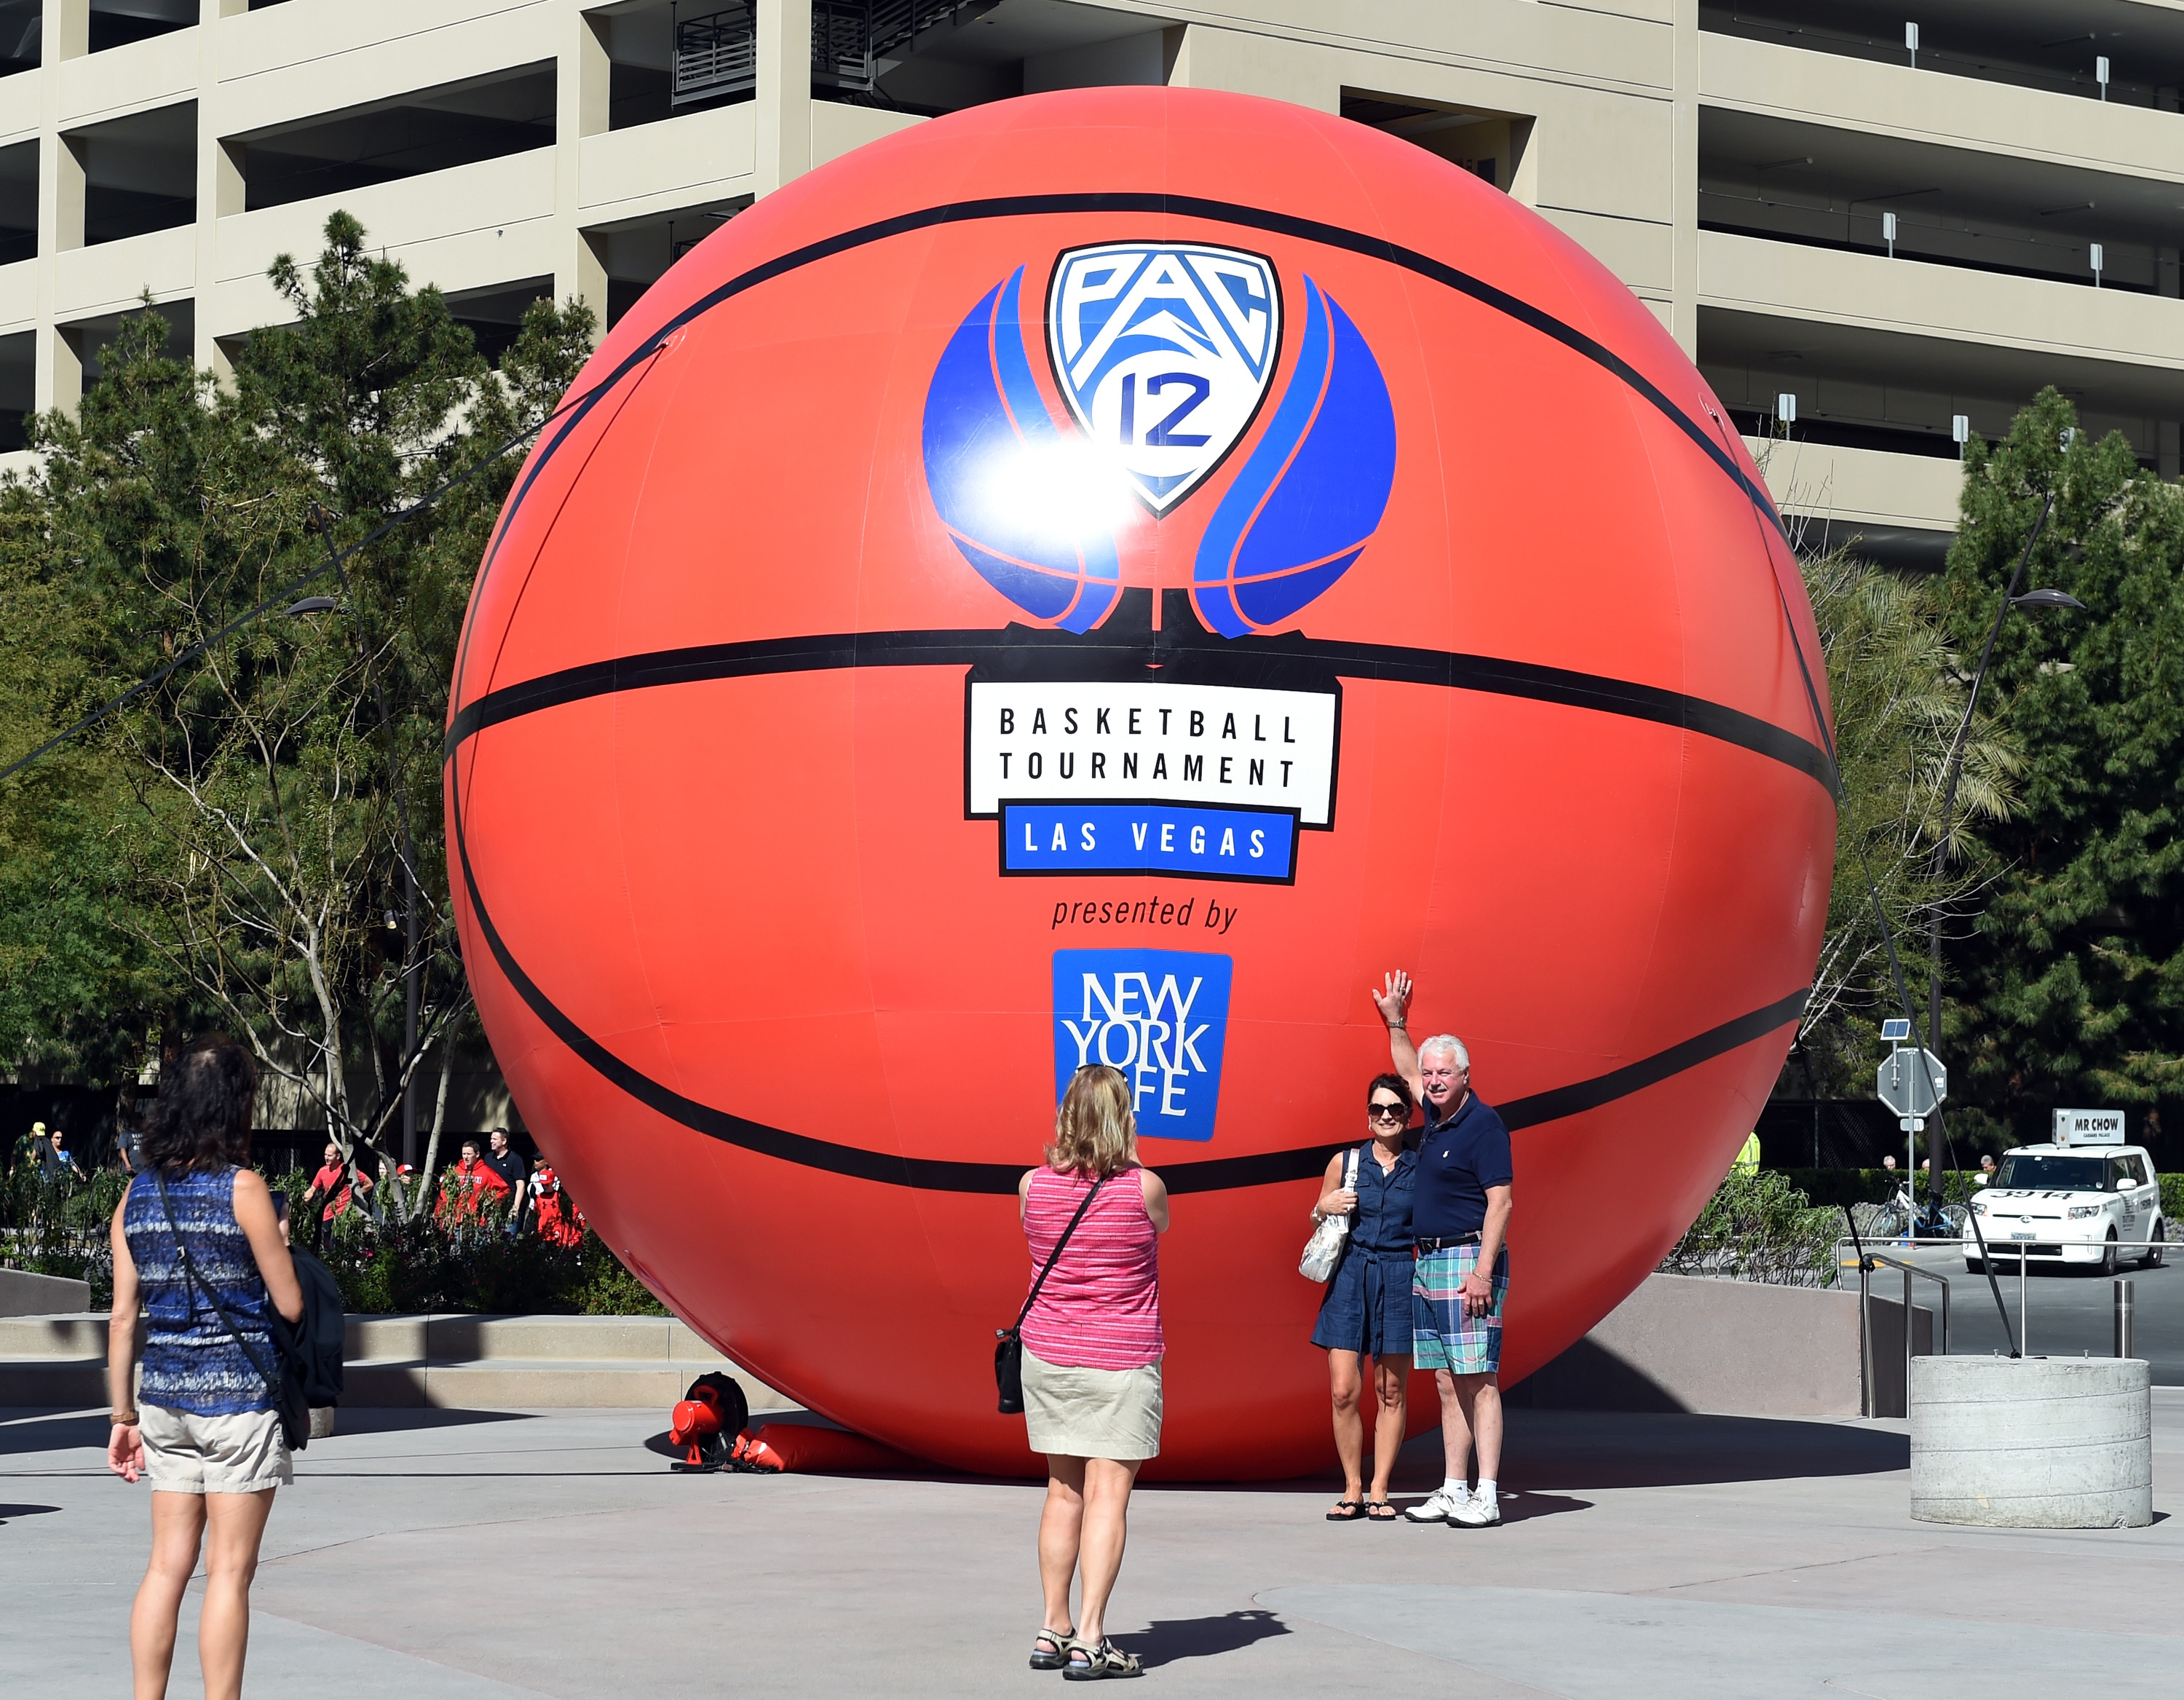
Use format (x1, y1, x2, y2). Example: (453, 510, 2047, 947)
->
(2, 1396, 2178, 1697)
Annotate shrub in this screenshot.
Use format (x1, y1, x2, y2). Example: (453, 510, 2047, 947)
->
(2, 1160, 667, 1316)
(301, 1191, 665, 1316)
(1658, 1168, 1843, 1287)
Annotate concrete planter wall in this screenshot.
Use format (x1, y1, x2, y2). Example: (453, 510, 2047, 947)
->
(1910, 1356, 2153, 1528)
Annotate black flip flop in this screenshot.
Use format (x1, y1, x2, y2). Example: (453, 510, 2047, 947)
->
(1365, 1500, 1398, 1520)
(1325, 1499, 1366, 1522)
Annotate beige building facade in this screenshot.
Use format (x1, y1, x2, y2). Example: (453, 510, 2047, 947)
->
(3, 0, 2180, 561)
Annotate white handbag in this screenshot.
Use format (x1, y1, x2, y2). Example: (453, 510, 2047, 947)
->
(1298, 1147, 1361, 1283)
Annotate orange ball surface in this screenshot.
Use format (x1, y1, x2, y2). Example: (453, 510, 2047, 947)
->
(447, 87, 1834, 1478)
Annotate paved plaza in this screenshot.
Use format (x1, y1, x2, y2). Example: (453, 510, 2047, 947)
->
(4, 1391, 2178, 1697)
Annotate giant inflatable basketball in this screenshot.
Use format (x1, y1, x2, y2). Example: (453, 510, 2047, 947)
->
(448, 88, 1834, 1478)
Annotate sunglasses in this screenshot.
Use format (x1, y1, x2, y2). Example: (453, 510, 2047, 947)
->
(1367, 1102, 1407, 1123)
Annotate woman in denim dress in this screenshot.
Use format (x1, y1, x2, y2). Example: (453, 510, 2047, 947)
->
(1308, 1074, 1417, 1520)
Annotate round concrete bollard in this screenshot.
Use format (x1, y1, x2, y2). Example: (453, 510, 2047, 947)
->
(1910, 1356, 2151, 1528)
(308, 1406, 337, 1442)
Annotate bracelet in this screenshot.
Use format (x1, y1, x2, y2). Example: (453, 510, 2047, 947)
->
(111, 1412, 139, 1426)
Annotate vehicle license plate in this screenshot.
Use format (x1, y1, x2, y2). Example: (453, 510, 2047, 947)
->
(2010, 1232, 2035, 1241)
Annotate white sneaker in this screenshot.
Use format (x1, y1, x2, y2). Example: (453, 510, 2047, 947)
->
(1403, 1486, 1469, 1523)
(1450, 1493, 1501, 1528)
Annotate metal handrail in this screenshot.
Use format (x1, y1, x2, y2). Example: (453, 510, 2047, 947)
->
(1840, 1235, 2167, 1373)
(1835, 1239, 1950, 1418)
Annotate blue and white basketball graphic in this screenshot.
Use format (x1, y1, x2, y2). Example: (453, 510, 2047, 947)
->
(1045, 243, 1280, 514)
(1191, 275, 1396, 639)
(922, 266, 1122, 633)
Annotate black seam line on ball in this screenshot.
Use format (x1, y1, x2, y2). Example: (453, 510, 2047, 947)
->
(443, 628, 1832, 791)
(470, 191, 1785, 652)
(457, 760, 1807, 1197)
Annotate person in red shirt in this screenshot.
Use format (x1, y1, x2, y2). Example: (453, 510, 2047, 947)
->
(302, 1141, 373, 1222)
(436, 1139, 510, 1224)
(530, 1162, 585, 1246)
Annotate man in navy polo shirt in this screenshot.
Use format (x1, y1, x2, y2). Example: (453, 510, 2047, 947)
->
(1374, 969, 1513, 1528)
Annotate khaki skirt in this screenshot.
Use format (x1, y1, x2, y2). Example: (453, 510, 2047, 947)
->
(1021, 1347, 1163, 1461)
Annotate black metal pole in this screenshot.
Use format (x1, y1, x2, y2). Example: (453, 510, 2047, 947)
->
(1922, 488, 2054, 1210)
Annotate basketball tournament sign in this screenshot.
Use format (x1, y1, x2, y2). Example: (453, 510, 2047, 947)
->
(925, 240, 1393, 895)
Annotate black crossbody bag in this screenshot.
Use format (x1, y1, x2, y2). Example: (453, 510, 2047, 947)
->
(994, 1171, 1109, 1415)
(150, 1167, 311, 1450)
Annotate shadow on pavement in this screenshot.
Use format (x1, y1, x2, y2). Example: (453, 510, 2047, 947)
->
(319, 1408, 536, 1436)
(1500, 1410, 1909, 1489)
(1115, 1607, 1291, 1668)
(0, 1502, 61, 1522)
(1499, 1489, 1592, 1522)
(0, 1410, 108, 1456)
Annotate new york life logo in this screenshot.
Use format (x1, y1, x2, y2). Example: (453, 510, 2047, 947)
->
(1053, 949, 1233, 1142)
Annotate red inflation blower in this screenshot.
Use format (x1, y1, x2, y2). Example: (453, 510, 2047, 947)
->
(667, 1372, 748, 1473)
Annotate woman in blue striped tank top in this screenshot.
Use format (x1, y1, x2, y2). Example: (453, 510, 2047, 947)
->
(106, 1035, 301, 1700)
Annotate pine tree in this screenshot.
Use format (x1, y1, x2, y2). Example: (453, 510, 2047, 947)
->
(1944, 388, 2184, 1147)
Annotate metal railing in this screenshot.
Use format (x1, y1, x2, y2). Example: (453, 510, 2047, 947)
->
(1974, 1236, 2167, 1361)
(1840, 1241, 1951, 1419)
(673, 4, 757, 108)
(1837, 1232, 2166, 1416)
(812, 0, 998, 93)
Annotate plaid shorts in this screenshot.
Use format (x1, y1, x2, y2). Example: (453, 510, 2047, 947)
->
(1412, 1243, 1508, 1376)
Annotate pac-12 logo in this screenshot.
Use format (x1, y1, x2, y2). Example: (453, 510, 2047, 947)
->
(922, 242, 1396, 637)
(1047, 243, 1279, 513)
(1053, 949, 1233, 1141)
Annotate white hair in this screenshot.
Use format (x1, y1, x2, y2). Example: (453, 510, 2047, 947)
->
(1417, 1034, 1469, 1070)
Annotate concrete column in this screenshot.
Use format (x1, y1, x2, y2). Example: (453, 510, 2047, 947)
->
(52, 133, 81, 252)
(755, 0, 812, 197)
(1667, 0, 1699, 357)
(48, 0, 86, 62)
(1910, 1356, 2152, 1528)
(557, 4, 612, 336)
(196, 1, 229, 379)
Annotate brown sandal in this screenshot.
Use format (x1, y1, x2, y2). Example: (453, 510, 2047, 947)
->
(1030, 1626, 1077, 1670)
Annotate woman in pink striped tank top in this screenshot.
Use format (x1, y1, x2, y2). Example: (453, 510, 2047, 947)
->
(1018, 1064, 1169, 1682)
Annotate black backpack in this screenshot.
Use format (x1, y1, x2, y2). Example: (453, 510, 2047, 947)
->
(274, 1247, 347, 1410)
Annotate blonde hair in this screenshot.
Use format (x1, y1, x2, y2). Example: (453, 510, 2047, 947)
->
(1048, 1065, 1136, 1177)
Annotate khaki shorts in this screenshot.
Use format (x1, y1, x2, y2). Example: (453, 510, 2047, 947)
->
(141, 1404, 292, 1495)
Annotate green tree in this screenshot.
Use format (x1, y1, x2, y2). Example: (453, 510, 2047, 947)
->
(1790, 549, 2020, 1096)
(0, 213, 593, 1187)
(1943, 389, 2184, 1143)
(0, 486, 178, 1090)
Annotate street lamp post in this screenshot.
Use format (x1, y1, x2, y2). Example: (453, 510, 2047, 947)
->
(1923, 489, 2084, 1205)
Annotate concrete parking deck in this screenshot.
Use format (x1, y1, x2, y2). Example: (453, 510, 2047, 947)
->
(2, 1395, 2177, 1697)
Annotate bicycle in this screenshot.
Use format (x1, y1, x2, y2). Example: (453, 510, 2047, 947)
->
(1851, 1181, 1967, 1244)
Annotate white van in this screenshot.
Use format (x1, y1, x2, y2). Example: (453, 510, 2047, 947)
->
(1963, 1144, 2165, 1275)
